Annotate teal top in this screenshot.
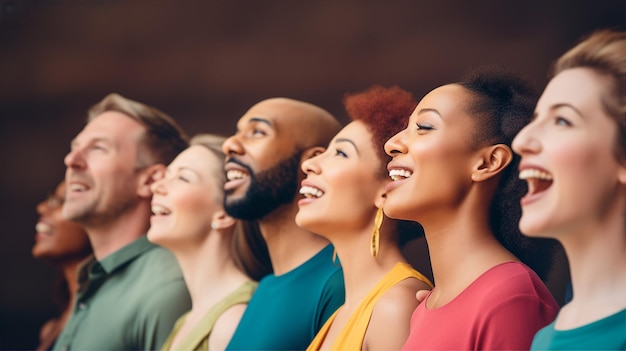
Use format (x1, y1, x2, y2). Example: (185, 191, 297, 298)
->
(53, 237, 191, 351)
(531, 309, 626, 350)
(226, 244, 345, 351)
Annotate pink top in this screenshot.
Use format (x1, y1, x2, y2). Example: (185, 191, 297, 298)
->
(402, 262, 559, 351)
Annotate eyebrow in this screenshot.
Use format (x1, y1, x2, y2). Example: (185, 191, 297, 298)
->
(248, 117, 273, 127)
(550, 103, 584, 118)
(416, 108, 443, 119)
(334, 138, 359, 155)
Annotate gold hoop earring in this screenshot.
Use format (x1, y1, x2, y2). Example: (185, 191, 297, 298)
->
(371, 207, 383, 258)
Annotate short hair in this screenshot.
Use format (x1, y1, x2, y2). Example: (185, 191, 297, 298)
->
(343, 85, 422, 246)
(87, 93, 189, 167)
(191, 134, 272, 281)
(552, 29, 626, 161)
(458, 67, 558, 280)
(343, 85, 417, 179)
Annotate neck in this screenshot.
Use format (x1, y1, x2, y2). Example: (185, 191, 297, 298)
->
(330, 227, 406, 308)
(558, 213, 626, 309)
(85, 203, 150, 260)
(259, 203, 329, 275)
(420, 199, 516, 298)
(172, 231, 251, 311)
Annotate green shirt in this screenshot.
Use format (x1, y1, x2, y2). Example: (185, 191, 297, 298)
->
(531, 309, 626, 350)
(53, 236, 191, 351)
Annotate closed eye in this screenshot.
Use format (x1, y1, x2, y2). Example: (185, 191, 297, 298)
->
(335, 148, 347, 158)
(416, 123, 434, 131)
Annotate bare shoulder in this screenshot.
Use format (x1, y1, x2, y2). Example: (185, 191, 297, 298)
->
(364, 278, 428, 350)
(208, 304, 248, 351)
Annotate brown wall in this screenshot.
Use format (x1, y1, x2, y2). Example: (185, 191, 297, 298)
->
(0, 0, 623, 348)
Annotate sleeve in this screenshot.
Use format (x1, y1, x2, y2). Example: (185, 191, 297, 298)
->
(137, 279, 192, 351)
(315, 269, 345, 332)
(477, 294, 558, 351)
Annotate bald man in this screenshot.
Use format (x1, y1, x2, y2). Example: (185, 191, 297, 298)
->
(222, 98, 345, 350)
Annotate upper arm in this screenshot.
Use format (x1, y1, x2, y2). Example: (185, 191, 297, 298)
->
(209, 303, 248, 351)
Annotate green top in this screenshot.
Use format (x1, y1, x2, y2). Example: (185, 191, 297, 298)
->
(531, 308, 626, 350)
(160, 281, 258, 351)
(53, 236, 191, 351)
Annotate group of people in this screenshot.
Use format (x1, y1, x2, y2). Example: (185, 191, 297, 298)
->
(31, 29, 625, 350)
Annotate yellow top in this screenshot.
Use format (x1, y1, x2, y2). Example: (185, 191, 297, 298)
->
(306, 262, 432, 351)
(161, 281, 257, 351)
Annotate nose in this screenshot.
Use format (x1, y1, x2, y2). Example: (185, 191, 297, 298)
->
(301, 153, 322, 175)
(512, 122, 541, 156)
(150, 175, 167, 195)
(222, 134, 244, 157)
(64, 147, 86, 170)
(384, 130, 408, 157)
(36, 198, 48, 215)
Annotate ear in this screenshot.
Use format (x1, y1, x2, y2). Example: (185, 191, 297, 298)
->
(211, 210, 237, 231)
(137, 164, 166, 198)
(471, 144, 513, 182)
(373, 182, 388, 209)
(618, 162, 626, 185)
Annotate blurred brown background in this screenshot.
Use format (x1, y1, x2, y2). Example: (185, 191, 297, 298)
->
(0, 0, 624, 348)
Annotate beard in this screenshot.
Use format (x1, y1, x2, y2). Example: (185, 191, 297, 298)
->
(225, 150, 302, 221)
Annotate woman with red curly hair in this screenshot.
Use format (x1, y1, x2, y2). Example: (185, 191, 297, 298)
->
(295, 85, 433, 350)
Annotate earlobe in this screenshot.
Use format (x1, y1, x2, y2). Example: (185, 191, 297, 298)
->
(138, 164, 166, 198)
(211, 210, 237, 231)
(471, 144, 513, 182)
(618, 164, 626, 185)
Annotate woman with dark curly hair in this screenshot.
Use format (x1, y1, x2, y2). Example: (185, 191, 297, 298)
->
(296, 85, 433, 350)
(383, 68, 560, 350)
(513, 30, 626, 350)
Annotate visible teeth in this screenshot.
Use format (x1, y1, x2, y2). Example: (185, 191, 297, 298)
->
(519, 169, 553, 181)
(69, 183, 87, 192)
(151, 205, 171, 215)
(299, 186, 324, 198)
(226, 170, 247, 181)
(36, 222, 51, 233)
(389, 169, 412, 181)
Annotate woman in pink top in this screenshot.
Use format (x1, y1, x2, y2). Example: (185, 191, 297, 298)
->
(383, 68, 560, 350)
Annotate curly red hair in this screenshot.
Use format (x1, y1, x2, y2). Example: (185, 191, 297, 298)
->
(343, 85, 416, 178)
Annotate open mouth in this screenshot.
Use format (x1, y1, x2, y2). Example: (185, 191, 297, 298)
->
(519, 169, 553, 196)
(151, 204, 171, 216)
(35, 222, 52, 235)
(299, 185, 324, 199)
(226, 169, 249, 181)
(389, 168, 412, 181)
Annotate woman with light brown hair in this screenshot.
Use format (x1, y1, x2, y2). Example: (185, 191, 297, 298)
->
(513, 29, 626, 350)
(148, 134, 271, 351)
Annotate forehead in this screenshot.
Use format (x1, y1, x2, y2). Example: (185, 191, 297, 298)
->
(334, 121, 372, 147)
(538, 68, 607, 111)
(414, 84, 472, 118)
(75, 111, 145, 144)
(172, 145, 221, 171)
(237, 100, 302, 131)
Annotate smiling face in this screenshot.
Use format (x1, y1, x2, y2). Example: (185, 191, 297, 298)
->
(63, 111, 147, 227)
(296, 121, 387, 236)
(32, 182, 92, 262)
(221, 99, 311, 220)
(147, 145, 224, 248)
(512, 67, 626, 238)
(383, 84, 481, 222)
